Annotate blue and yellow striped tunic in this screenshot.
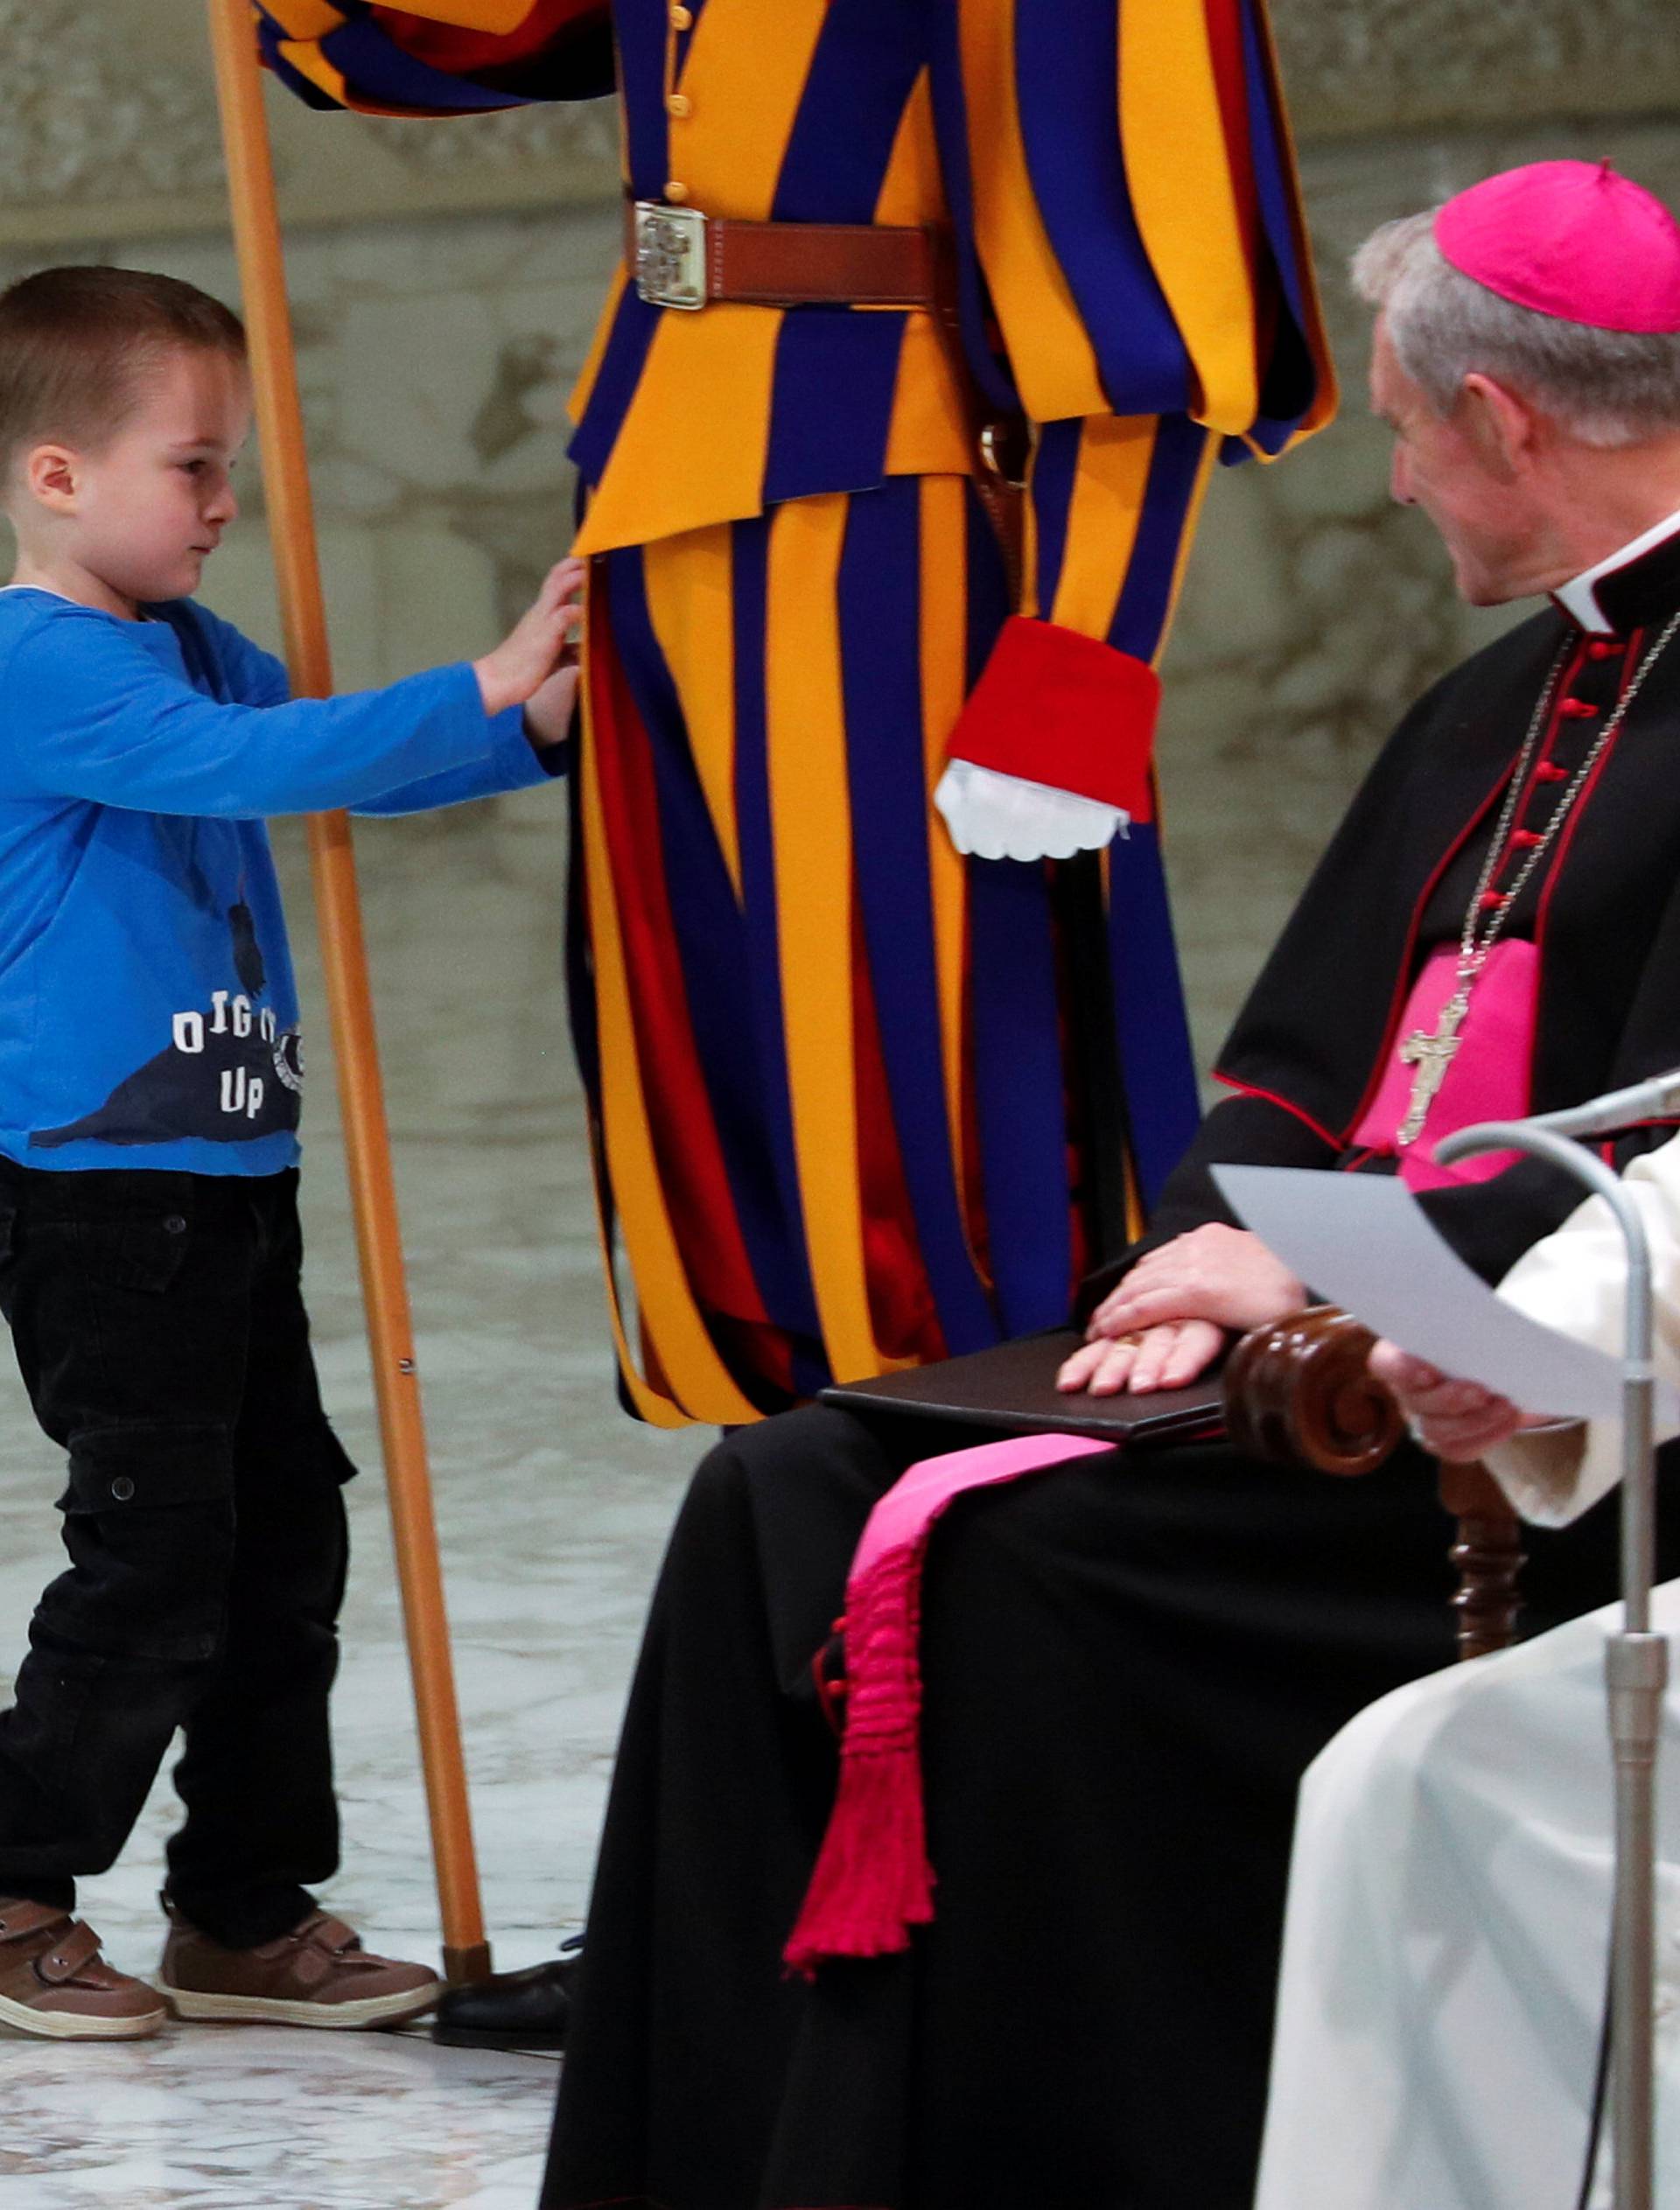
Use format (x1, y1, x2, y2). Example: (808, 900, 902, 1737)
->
(254, 0, 1335, 1424)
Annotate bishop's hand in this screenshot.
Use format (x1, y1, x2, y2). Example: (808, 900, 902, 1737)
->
(1057, 1318, 1226, 1397)
(1057, 1224, 1307, 1396)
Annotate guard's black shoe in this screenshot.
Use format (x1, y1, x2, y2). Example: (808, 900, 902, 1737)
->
(430, 1950, 578, 2049)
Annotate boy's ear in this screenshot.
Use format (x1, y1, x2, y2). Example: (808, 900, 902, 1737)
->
(24, 441, 81, 514)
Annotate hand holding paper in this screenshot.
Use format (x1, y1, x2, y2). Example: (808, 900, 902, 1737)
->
(1366, 1340, 1535, 1458)
(1210, 1164, 1680, 1428)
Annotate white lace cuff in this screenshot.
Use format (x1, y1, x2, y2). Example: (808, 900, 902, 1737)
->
(933, 761, 1129, 862)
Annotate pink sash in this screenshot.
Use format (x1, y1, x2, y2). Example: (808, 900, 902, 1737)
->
(784, 1432, 1115, 1975)
(785, 946, 1541, 1971)
(1352, 940, 1537, 1190)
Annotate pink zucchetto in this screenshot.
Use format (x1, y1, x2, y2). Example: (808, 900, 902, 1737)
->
(1434, 160, 1680, 333)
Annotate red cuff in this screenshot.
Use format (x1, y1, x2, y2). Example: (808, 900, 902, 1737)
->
(369, 1, 598, 74)
(946, 616, 1160, 816)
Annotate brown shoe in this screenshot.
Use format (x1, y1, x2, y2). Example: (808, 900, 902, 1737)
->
(0, 1898, 167, 2039)
(158, 1905, 441, 2030)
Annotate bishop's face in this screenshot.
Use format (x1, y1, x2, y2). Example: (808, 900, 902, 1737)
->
(1370, 318, 1537, 606)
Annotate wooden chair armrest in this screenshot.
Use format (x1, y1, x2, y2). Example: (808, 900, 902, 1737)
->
(1222, 1304, 1404, 1475)
(1224, 1305, 1527, 1657)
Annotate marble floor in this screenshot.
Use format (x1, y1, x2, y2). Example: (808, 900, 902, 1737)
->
(0, 796, 698, 2207)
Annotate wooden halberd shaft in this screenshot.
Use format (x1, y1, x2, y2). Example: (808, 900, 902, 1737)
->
(206, 0, 491, 1986)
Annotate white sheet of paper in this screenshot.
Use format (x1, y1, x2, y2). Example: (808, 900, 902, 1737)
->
(1212, 1164, 1680, 1424)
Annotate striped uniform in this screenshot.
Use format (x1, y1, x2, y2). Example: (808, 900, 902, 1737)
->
(256, 0, 1335, 1424)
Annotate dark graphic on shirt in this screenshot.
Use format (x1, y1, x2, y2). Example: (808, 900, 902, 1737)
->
(30, 904, 301, 1151)
(228, 900, 267, 998)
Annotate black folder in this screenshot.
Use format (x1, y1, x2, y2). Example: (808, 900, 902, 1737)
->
(821, 1330, 1228, 1445)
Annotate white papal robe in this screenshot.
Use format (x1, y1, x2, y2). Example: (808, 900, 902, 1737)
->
(1254, 1132, 1680, 2210)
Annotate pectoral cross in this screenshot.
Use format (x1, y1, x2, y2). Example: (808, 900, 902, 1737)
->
(1396, 988, 1472, 1146)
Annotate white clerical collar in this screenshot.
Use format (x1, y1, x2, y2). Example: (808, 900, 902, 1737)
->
(1552, 507, 1680, 633)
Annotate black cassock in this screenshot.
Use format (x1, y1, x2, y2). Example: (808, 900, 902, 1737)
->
(543, 537, 1680, 2210)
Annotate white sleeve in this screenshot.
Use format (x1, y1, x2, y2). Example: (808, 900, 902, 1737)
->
(1486, 1133, 1680, 1524)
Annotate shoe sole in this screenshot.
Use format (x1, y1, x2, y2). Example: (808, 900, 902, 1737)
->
(157, 1978, 442, 2031)
(0, 1987, 166, 2040)
(430, 2024, 568, 2050)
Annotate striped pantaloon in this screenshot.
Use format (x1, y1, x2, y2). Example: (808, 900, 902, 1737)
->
(575, 474, 1194, 1425)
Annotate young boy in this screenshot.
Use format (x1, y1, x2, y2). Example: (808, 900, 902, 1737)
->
(0, 265, 581, 2039)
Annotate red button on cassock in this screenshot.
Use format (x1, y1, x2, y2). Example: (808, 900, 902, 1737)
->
(1534, 759, 1570, 780)
(1587, 638, 1623, 659)
(1509, 828, 1544, 848)
(1559, 697, 1599, 717)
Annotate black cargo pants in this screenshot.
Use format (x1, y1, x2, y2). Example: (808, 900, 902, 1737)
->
(0, 1162, 355, 1948)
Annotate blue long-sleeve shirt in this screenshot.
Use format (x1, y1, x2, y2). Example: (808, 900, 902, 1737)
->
(0, 586, 555, 1175)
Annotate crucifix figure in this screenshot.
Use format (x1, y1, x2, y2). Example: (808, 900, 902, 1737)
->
(1396, 987, 1473, 1145)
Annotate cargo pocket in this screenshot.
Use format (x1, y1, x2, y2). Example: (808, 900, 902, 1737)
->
(60, 1173, 196, 1297)
(49, 1423, 236, 1662)
(233, 1416, 355, 1624)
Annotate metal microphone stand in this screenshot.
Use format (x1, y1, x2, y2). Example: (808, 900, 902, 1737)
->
(1434, 1118, 1666, 2210)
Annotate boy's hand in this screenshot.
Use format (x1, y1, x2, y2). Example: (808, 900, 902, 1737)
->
(474, 556, 584, 717)
(523, 662, 579, 754)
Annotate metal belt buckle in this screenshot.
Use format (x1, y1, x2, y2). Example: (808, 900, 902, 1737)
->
(633, 200, 709, 311)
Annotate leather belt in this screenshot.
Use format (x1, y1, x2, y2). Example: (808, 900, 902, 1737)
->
(627, 199, 940, 312)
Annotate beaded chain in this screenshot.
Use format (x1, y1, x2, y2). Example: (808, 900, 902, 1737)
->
(1395, 611, 1680, 1147)
(1458, 609, 1680, 976)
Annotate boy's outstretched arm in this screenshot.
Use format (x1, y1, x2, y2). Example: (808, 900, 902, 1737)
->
(0, 563, 581, 822)
(354, 558, 583, 815)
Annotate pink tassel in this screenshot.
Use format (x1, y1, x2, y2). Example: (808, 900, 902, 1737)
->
(783, 1432, 1115, 1977)
(780, 1726, 934, 1975)
(783, 1542, 934, 1976)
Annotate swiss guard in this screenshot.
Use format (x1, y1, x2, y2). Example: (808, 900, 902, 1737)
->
(254, 0, 1335, 1424)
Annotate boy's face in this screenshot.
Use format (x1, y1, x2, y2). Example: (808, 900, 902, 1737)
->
(30, 346, 251, 609)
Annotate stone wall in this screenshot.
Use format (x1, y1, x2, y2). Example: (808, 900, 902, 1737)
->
(3, 3, 1678, 1073)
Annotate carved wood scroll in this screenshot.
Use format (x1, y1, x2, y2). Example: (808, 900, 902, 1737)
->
(1222, 1304, 1405, 1476)
(1223, 1304, 1526, 1658)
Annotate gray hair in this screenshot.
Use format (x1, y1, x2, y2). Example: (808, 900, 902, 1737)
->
(1352, 210, 1680, 448)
